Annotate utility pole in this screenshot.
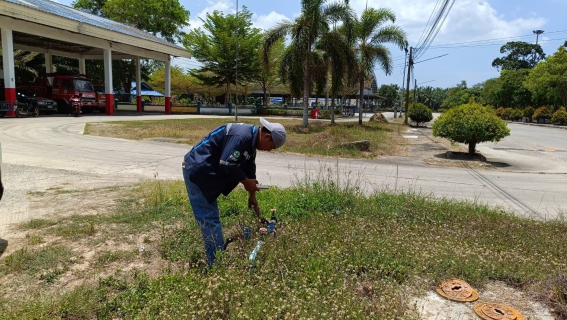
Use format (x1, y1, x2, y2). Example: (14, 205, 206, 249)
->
(404, 47, 413, 124)
(234, 0, 239, 121)
(397, 47, 408, 119)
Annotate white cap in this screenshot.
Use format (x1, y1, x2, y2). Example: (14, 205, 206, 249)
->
(260, 117, 287, 148)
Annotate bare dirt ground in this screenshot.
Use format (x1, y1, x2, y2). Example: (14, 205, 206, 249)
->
(0, 125, 557, 318)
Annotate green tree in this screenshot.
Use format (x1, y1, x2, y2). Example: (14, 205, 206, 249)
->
(256, 38, 285, 106)
(378, 84, 400, 109)
(263, 0, 355, 127)
(184, 7, 262, 107)
(432, 100, 510, 155)
(407, 103, 433, 126)
(524, 46, 567, 107)
(352, 8, 407, 124)
(441, 81, 482, 109)
(481, 70, 532, 108)
(491, 41, 545, 71)
(73, 0, 189, 42)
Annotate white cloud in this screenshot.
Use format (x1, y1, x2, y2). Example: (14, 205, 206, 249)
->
(350, 0, 546, 44)
(184, 0, 233, 32)
(253, 11, 290, 31)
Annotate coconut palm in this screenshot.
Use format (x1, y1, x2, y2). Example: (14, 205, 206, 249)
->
(353, 8, 407, 124)
(263, 0, 355, 127)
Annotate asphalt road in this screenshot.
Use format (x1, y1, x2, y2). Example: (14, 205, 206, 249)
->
(1, 113, 566, 237)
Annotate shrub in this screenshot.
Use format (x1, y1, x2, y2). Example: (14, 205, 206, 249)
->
(432, 100, 510, 155)
(533, 106, 552, 120)
(407, 103, 433, 126)
(495, 107, 505, 117)
(523, 106, 535, 120)
(502, 108, 514, 119)
(510, 109, 523, 121)
(552, 107, 567, 125)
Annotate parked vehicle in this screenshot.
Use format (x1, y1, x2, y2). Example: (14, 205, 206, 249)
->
(93, 84, 106, 112)
(15, 102, 39, 118)
(16, 89, 58, 115)
(19, 73, 99, 114)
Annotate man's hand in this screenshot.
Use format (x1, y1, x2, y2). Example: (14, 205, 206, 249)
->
(248, 193, 260, 216)
(241, 178, 259, 193)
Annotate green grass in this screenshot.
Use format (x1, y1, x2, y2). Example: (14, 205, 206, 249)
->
(84, 117, 403, 158)
(1, 179, 566, 319)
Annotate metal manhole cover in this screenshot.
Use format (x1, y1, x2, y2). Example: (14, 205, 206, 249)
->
(474, 303, 525, 320)
(435, 278, 479, 302)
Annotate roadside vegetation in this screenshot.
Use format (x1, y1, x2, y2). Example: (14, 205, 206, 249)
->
(1, 176, 566, 319)
(84, 117, 405, 158)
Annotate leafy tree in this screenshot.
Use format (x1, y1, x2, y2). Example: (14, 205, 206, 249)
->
(377, 84, 400, 109)
(407, 103, 432, 126)
(352, 8, 407, 124)
(523, 106, 535, 121)
(432, 99, 510, 155)
(74, 0, 189, 42)
(533, 106, 552, 121)
(524, 46, 567, 107)
(481, 70, 532, 109)
(441, 81, 476, 109)
(256, 38, 285, 106)
(552, 107, 567, 125)
(263, 0, 355, 127)
(184, 7, 262, 107)
(491, 41, 545, 71)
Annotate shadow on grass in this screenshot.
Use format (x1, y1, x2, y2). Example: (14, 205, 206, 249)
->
(0, 239, 7, 258)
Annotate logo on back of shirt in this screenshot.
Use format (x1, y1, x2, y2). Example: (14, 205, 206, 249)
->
(243, 151, 250, 160)
(233, 151, 240, 158)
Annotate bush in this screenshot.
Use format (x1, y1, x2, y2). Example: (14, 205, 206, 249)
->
(533, 106, 552, 120)
(432, 100, 510, 155)
(495, 107, 505, 117)
(407, 103, 433, 126)
(552, 107, 567, 125)
(523, 106, 535, 120)
(510, 109, 523, 121)
(502, 108, 514, 119)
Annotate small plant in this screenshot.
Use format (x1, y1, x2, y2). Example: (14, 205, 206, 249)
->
(432, 99, 510, 154)
(523, 106, 535, 121)
(495, 107, 505, 117)
(533, 106, 552, 121)
(552, 107, 567, 125)
(509, 109, 523, 121)
(407, 103, 433, 126)
(502, 108, 514, 119)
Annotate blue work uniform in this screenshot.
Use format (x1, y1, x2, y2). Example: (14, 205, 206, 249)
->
(182, 123, 259, 267)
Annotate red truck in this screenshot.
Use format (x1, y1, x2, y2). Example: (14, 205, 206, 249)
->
(20, 73, 102, 114)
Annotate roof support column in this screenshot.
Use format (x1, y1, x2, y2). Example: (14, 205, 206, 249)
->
(164, 55, 171, 114)
(45, 50, 53, 85)
(136, 57, 142, 113)
(1, 28, 16, 117)
(79, 57, 86, 75)
(103, 48, 114, 115)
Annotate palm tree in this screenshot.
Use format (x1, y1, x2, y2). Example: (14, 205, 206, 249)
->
(353, 8, 407, 124)
(263, 0, 355, 127)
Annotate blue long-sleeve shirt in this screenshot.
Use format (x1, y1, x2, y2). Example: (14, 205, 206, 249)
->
(183, 123, 258, 203)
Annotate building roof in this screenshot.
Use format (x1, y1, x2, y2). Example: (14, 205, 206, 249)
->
(0, 0, 191, 60)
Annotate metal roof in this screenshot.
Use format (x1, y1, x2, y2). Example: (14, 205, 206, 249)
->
(6, 0, 185, 51)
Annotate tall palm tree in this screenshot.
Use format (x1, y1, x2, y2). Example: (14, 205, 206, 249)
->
(353, 8, 407, 124)
(263, 0, 355, 127)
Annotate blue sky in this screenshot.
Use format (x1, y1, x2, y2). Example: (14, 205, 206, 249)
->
(56, 0, 567, 89)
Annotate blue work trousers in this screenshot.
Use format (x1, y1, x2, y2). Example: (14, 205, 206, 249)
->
(182, 167, 224, 267)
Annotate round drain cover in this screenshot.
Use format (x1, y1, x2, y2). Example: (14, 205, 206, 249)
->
(435, 278, 479, 302)
(474, 303, 525, 320)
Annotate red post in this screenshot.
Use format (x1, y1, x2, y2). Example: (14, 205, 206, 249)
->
(165, 97, 171, 114)
(105, 93, 114, 115)
(4, 88, 16, 117)
(137, 96, 142, 113)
